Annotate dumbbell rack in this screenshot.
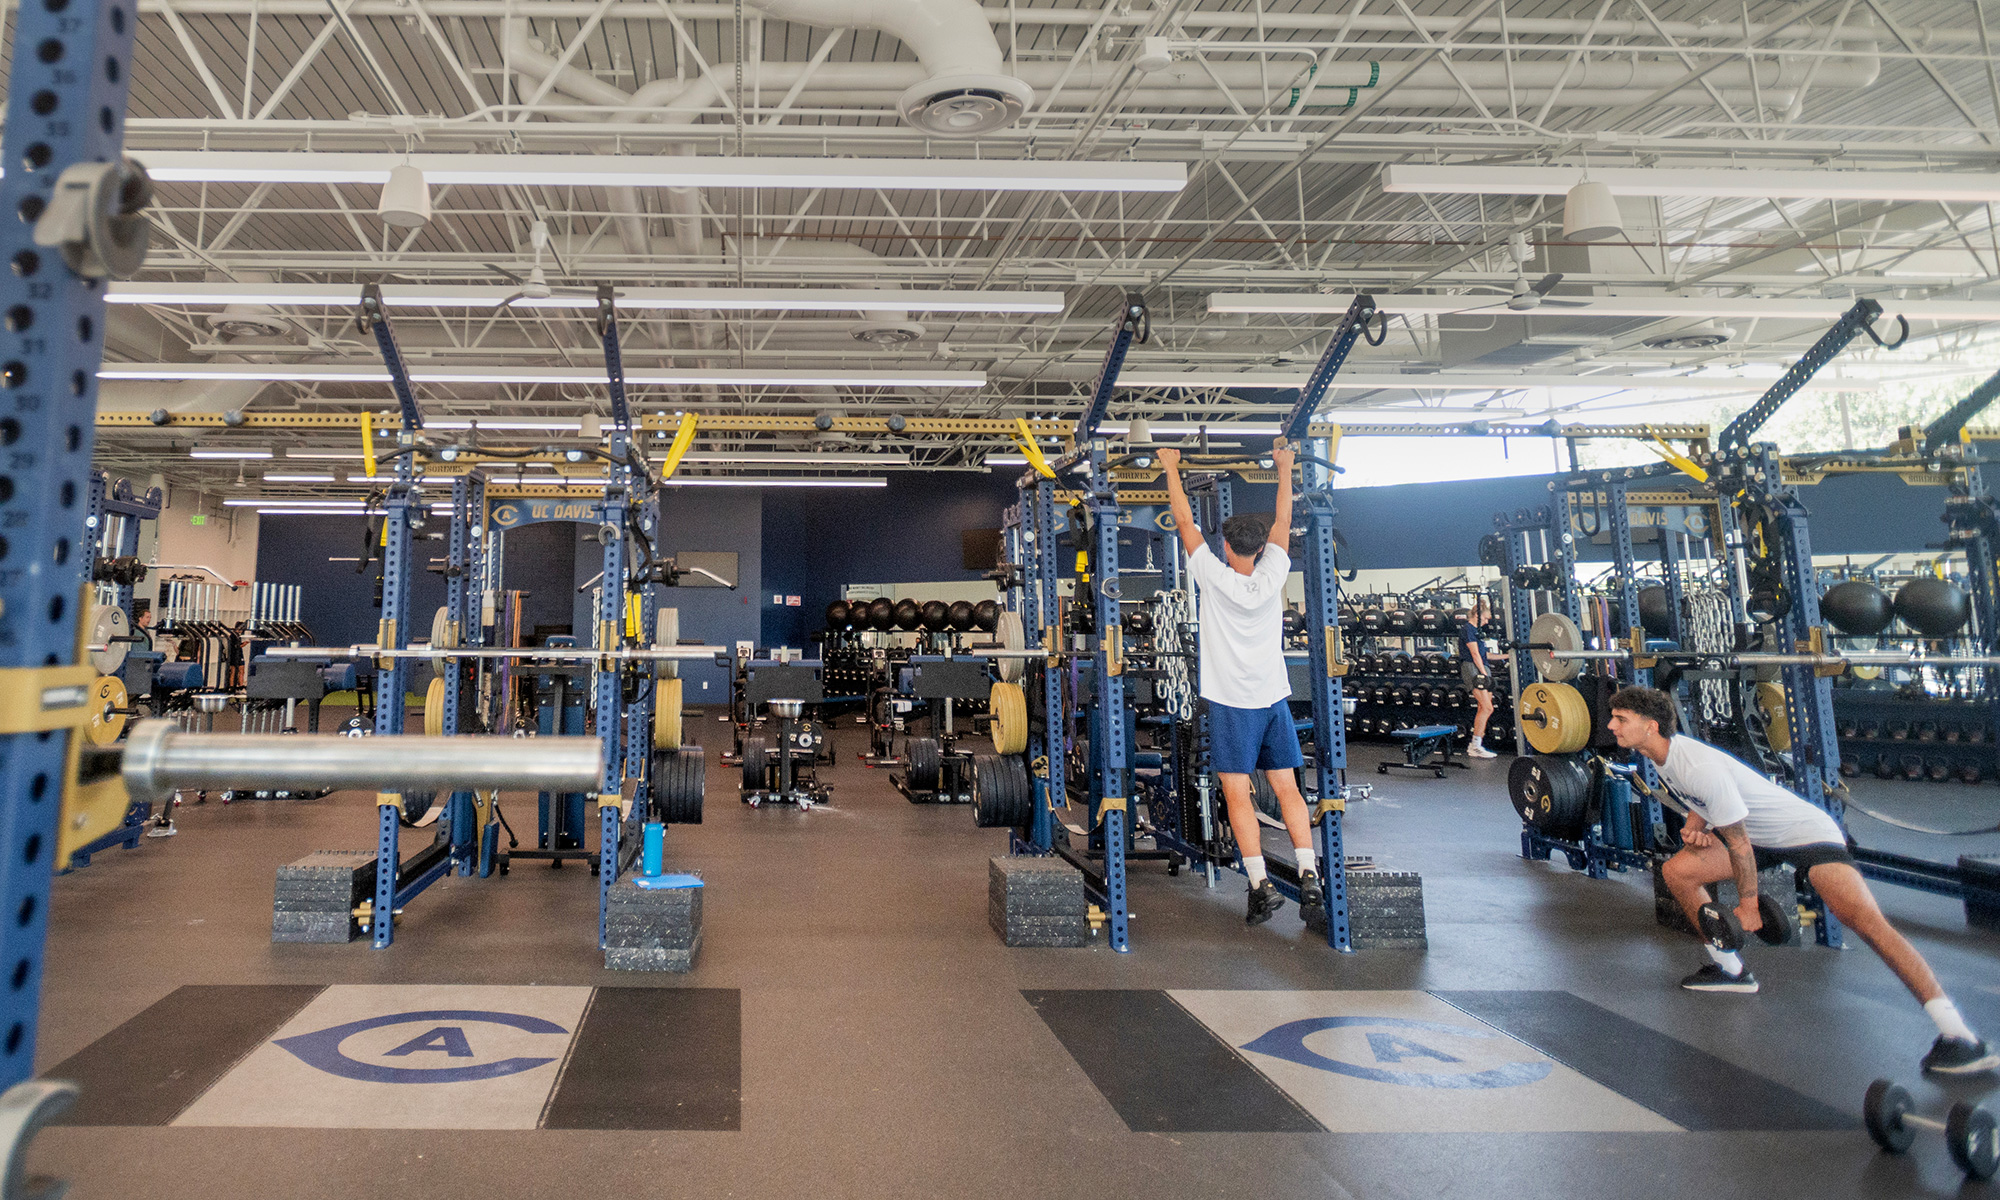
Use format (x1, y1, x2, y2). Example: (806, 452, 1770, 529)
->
(1341, 645, 1513, 751)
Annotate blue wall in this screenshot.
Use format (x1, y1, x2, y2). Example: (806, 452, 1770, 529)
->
(256, 514, 450, 647)
(653, 488, 761, 699)
(760, 473, 1019, 647)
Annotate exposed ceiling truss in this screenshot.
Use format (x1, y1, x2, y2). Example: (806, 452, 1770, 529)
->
(44, 0, 2000, 491)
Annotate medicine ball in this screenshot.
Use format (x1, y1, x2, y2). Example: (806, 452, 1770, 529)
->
(1637, 585, 1674, 639)
(1281, 608, 1304, 637)
(893, 598, 923, 631)
(867, 597, 895, 630)
(1122, 609, 1153, 637)
(825, 600, 851, 629)
(1358, 608, 1385, 634)
(1894, 577, 1970, 637)
(1820, 579, 1892, 637)
(1415, 608, 1447, 636)
(1383, 608, 1415, 636)
(947, 600, 977, 631)
(973, 599, 1000, 632)
(919, 600, 951, 632)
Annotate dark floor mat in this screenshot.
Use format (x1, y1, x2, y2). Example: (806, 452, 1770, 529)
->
(1432, 989, 1852, 1131)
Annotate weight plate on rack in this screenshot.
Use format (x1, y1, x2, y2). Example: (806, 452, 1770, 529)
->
(1528, 612, 1584, 683)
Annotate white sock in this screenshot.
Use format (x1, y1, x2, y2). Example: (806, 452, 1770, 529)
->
(1296, 847, 1318, 876)
(1703, 944, 1744, 975)
(1927, 997, 1978, 1043)
(1244, 855, 1267, 886)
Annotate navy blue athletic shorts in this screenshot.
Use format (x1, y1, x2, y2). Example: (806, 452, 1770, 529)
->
(1208, 699, 1305, 775)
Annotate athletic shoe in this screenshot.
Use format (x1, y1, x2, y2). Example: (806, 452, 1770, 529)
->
(1296, 868, 1328, 916)
(1680, 963, 1759, 993)
(1246, 880, 1286, 926)
(1466, 744, 1498, 759)
(1921, 1035, 2000, 1075)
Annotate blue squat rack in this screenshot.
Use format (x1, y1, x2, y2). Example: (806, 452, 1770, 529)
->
(1000, 294, 1384, 952)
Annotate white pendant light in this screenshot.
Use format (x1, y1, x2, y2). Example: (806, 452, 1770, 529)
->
(377, 164, 431, 229)
(1561, 178, 1623, 242)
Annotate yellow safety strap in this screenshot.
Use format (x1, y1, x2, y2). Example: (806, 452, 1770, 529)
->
(660, 413, 699, 481)
(1320, 423, 1343, 468)
(1096, 796, 1128, 826)
(360, 409, 378, 478)
(1314, 795, 1346, 819)
(625, 592, 643, 639)
(1013, 418, 1057, 479)
(1643, 428, 1707, 483)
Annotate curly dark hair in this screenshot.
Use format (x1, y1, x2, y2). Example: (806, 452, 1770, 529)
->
(1609, 686, 1678, 735)
(1221, 513, 1269, 557)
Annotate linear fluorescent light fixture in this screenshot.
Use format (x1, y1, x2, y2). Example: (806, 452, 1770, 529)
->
(281, 450, 367, 459)
(1383, 163, 2000, 204)
(102, 363, 984, 389)
(1206, 292, 2000, 326)
(1116, 369, 1872, 394)
(675, 452, 911, 466)
(188, 445, 272, 459)
(262, 473, 336, 483)
(97, 152, 1186, 194)
(660, 477, 888, 488)
(108, 282, 1066, 315)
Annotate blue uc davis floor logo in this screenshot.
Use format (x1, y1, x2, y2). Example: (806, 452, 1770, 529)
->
(274, 1009, 570, 1084)
(1241, 1016, 1553, 1089)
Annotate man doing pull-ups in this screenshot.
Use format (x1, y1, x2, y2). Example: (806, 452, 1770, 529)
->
(1159, 439, 1324, 928)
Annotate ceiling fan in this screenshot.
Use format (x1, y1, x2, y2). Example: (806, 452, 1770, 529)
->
(1504, 271, 1591, 311)
(485, 221, 599, 309)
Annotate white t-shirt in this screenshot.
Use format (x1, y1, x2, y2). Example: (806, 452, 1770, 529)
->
(1652, 736, 1845, 850)
(1186, 541, 1291, 710)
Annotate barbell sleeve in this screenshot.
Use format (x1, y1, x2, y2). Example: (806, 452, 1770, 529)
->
(119, 720, 606, 805)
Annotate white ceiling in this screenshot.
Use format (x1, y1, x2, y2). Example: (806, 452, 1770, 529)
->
(60, 0, 2000, 485)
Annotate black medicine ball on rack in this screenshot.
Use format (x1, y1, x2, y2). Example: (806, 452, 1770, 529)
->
(1820, 579, 1893, 637)
(867, 597, 896, 630)
(893, 598, 923, 631)
(1894, 578, 1970, 638)
(825, 600, 851, 629)
(1637, 585, 1675, 639)
(920, 600, 951, 632)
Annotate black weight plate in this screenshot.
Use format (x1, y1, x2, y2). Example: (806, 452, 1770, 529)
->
(1001, 755, 1034, 826)
(399, 791, 436, 827)
(675, 746, 705, 824)
(1864, 1079, 1916, 1154)
(1948, 1101, 1999, 1179)
(741, 736, 769, 791)
(908, 737, 942, 792)
(1506, 754, 1590, 840)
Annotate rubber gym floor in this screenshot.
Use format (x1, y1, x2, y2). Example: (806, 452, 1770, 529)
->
(33, 710, 2000, 1199)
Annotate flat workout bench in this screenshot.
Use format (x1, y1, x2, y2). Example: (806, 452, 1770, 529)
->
(1379, 724, 1468, 779)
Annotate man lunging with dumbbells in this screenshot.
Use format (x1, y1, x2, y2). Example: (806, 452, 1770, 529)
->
(1159, 439, 1325, 928)
(1608, 686, 1995, 1075)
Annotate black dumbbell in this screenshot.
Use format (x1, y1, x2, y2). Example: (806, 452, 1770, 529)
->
(1696, 893, 1795, 951)
(1864, 1078, 1999, 1180)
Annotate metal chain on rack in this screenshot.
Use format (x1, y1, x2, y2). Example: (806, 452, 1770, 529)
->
(1152, 588, 1197, 721)
(1685, 586, 1735, 726)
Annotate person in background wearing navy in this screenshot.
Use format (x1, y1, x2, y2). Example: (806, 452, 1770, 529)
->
(1158, 438, 1323, 928)
(1457, 598, 1497, 758)
(1608, 686, 1995, 1076)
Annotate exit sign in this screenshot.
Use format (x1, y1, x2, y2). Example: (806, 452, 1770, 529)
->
(190, 515, 207, 526)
